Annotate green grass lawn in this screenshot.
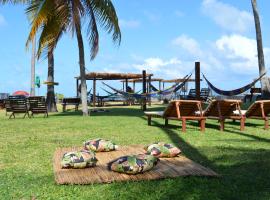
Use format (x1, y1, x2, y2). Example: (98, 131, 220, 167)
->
(1, 105, 270, 200)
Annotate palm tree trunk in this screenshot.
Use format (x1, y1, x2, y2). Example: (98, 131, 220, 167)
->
(251, 0, 270, 99)
(30, 36, 36, 96)
(46, 51, 58, 112)
(75, 23, 89, 116)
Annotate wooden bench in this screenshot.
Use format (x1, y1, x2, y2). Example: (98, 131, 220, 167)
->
(28, 96, 48, 117)
(0, 99, 4, 109)
(62, 97, 80, 112)
(9, 96, 30, 119)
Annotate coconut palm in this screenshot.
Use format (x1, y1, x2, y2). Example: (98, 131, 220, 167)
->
(27, 0, 121, 116)
(1, 0, 121, 115)
(26, 1, 63, 112)
(251, 0, 270, 99)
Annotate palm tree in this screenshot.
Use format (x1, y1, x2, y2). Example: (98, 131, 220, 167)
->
(251, 0, 270, 99)
(26, 1, 62, 112)
(27, 0, 121, 116)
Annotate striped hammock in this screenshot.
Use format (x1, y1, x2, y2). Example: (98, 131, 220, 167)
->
(203, 73, 266, 96)
(102, 73, 192, 99)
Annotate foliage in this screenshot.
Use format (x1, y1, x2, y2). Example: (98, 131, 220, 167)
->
(1, 105, 270, 199)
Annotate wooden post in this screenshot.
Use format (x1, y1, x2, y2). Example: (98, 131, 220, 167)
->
(195, 62, 200, 100)
(76, 79, 79, 97)
(159, 81, 161, 91)
(163, 82, 165, 90)
(148, 76, 151, 106)
(122, 81, 124, 91)
(133, 81, 135, 92)
(93, 78, 96, 108)
(125, 79, 128, 92)
(142, 70, 147, 111)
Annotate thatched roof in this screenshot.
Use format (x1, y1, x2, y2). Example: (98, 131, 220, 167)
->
(121, 78, 163, 83)
(76, 72, 153, 80)
(162, 78, 201, 83)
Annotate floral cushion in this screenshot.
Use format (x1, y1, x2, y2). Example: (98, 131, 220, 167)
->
(84, 138, 118, 152)
(61, 150, 98, 169)
(144, 142, 181, 158)
(108, 154, 159, 175)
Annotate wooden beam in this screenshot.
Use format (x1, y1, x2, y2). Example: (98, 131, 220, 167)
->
(133, 81, 135, 92)
(76, 79, 79, 97)
(142, 70, 147, 111)
(93, 78, 96, 108)
(125, 79, 128, 92)
(195, 62, 200, 100)
(148, 76, 151, 106)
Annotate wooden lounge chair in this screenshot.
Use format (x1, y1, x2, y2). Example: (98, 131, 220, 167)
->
(9, 96, 30, 119)
(144, 100, 206, 132)
(203, 99, 245, 131)
(234, 100, 270, 130)
(61, 97, 80, 112)
(28, 96, 48, 117)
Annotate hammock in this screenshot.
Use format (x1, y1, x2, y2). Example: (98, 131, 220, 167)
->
(102, 73, 192, 99)
(150, 83, 159, 92)
(203, 72, 266, 96)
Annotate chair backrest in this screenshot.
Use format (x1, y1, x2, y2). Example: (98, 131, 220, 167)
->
(204, 99, 242, 117)
(9, 95, 28, 113)
(163, 100, 203, 118)
(62, 97, 81, 104)
(188, 89, 196, 97)
(246, 100, 270, 118)
(0, 99, 5, 109)
(4, 99, 12, 112)
(200, 88, 210, 99)
(28, 96, 47, 112)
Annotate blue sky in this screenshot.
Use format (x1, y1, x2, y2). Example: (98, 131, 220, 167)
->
(0, 0, 270, 96)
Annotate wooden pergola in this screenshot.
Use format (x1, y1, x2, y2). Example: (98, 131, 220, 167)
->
(75, 72, 153, 108)
(120, 78, 163, 92)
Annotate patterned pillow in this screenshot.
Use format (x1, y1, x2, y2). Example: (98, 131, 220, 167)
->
(108, 154, 159, 175)
(144, 142, 181, 158)
(84, 138, 118, 152)
(61, 150, 98, 169)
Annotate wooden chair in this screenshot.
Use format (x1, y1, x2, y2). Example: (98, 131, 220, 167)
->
(4, 99, 12, 116)
(61, 97, 80, 112)
(186, 89, 196, 100)
(144, 100, 206, 132)
(9, 96, 30, 119)
(200, 88, 210, 101)
(203, 99, 245, 131)
(234, 100, 270, 130)
(28, 96, 48, 117)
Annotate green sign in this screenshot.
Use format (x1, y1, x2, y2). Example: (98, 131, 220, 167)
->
(35, 76, 41, 88)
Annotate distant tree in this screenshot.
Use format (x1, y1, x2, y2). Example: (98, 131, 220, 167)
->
(251, 0, 270, 99)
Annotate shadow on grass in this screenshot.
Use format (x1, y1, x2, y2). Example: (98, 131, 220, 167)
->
(109, 116, 270, 200)
(52, 107, 160, 117)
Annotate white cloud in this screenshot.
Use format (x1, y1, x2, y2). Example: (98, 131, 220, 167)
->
(0, 14, 6, 26)
(119, 19, 140, 29)
(172, 34, 203, 57)
(215, 34, 258, 73)
(132, 57, 186, 78)
(201, 0, 253, 33)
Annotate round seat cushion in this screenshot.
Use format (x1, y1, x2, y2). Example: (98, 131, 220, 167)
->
(108, 154, 159, 175)
(144, 142, 181, 158)
(61, 150, 98, 169)
(84, 138, 118, 152)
